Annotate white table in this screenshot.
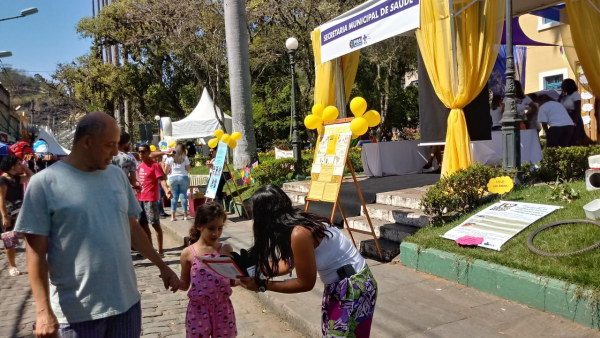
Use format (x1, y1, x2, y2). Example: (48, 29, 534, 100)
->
(471, 130, 543, 166)
(361, 140, 432, 177)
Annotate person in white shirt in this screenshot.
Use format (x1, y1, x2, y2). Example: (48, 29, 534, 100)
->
(490, 95, 503, 131)
(165, 143, 191, 221)
(559, 79, 586, 146)
(536, 94, 574, 148)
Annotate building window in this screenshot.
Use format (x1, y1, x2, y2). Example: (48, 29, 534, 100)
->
(544, 75, 563, 90)
(539, 68, 569, 92)
(538, 16, 561, 31)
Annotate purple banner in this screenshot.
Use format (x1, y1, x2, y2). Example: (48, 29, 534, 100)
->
(321, 0, 419, 46)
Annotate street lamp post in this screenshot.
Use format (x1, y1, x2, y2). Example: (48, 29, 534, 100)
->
(500, 0, 522, 183)
(286, 37, 302, 178)
(0, 8, 39, 22)
(154, 115, 161, 142)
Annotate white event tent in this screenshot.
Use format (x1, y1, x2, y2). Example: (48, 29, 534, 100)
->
(36, 127, 70, 156)
(171, 88, 232, 143)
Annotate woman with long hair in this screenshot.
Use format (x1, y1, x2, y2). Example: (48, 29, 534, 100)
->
(0, 155, 34, 276)
(490, 95, 503, 131)
(560, 79, 586, 146)
(165, 143, 191, 221)
(238, 185, 377, 337)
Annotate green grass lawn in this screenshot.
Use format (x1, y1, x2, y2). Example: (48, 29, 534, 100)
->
(189, 165, 210, 176)
(406, 181, 600, 290)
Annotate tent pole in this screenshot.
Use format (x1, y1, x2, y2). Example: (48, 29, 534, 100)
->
(448, 0, 459, 96)
(501, 0, 522, 182)
(334, 58, 347, 118)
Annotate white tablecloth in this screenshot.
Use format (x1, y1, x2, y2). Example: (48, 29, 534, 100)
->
(471, 130, 543, 166)
(361, 141, 431, 177)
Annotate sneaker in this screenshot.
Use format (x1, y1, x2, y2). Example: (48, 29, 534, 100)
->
(422, 163, 433, 170)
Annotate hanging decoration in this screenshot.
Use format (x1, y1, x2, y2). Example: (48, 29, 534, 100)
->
(208, 129, 243, 150)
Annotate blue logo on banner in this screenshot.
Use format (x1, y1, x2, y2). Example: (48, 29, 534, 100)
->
(349, 37, 363, 49)
(350, 35, 370, 49)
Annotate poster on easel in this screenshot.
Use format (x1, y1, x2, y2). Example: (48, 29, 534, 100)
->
(205, 141, 227, 199)
(307, 121, 352, 203)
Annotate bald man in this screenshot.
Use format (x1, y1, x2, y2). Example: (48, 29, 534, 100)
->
(15, 112, 180, 338)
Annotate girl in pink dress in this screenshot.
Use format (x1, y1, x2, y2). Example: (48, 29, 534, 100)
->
(177, 202, 239, 337)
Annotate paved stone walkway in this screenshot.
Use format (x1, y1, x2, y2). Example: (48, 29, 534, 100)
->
(0, 231, 303, 338)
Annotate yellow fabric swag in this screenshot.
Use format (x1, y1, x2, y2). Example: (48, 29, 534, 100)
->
(312, 29, 360, 107)
(416, 0, 505, 176)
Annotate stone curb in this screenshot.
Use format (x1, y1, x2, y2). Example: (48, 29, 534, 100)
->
(160, 217, 319, 338)
(255, 292, 322, 338)
(400, 242, 600, 329)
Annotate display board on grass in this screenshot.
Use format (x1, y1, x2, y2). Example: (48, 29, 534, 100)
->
(205, 141, 227, 199)
(442, 201, 562, 251)
(307, 122, 352, 202)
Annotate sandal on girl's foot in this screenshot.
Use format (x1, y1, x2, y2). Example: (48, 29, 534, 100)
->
(171, 217, 177, 222)
(183, 216, 188, 221)
(9, 268, 21, 277)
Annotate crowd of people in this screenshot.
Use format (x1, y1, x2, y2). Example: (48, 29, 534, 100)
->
(0, 112, 378, 338)
(491, 78, 587, 148)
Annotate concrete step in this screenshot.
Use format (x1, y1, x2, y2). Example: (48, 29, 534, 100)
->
(282, 181, 310, 193)
(361, 203, 430, 227)
(347, 216, 419, 242)
(375, 188, 428, 209)
(285, 191, 307, 205)
(339, 229, 401, 262)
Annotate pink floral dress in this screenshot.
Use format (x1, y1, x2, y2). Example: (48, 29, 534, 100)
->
(186, 244, 237, 337)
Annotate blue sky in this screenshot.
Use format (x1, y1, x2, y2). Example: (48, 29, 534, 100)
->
(1, 0, 92, 78)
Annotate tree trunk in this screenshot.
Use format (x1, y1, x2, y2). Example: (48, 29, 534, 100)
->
(223, 0, 258, 169)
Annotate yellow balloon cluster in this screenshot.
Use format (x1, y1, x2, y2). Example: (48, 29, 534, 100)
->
(304, 104, 340, 135)
(304, 98, 380, 138)
(208, 130, 242, 149)
(349, 97, 380, 138)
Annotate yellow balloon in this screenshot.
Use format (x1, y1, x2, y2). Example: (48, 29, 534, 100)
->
(322, 106, 339, 121)
(350, 117, 368, 136)
(304, 115, 322, 130)
(228, 139, 238, 149)
(350, 97, 367, 117)
(208, 138, 219, 149)
(214, 130, 224, 139)
(312, 104, 325, 118)
(352, 133, 359, 140)
(150, 145, 157, 152)
(231, 132, 242, 141)
(167, 140, 177, 149)
(221, 134, 231, 144)
(363, 110, 381, 127)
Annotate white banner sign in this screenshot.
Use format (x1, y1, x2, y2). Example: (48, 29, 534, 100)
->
(275, 148, 293, 159)
(317, 0, 420, 64)
(442, 201, 561, 251)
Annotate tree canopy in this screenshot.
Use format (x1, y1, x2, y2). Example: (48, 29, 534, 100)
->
(44, 0, 419, 151)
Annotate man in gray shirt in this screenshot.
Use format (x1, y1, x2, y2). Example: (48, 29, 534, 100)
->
(16, 112, 180, 338)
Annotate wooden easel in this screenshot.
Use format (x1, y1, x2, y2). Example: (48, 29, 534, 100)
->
(304, 118, 383, 260)
(206, 163, 250, 219)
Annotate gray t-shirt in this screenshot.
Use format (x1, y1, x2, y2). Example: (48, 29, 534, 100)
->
(15, 161, 143, 323)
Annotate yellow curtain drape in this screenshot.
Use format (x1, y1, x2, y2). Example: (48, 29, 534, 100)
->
(312, 29, 360, 107)
(416, 0, 505, 176)
(563, 0, 600, 96)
